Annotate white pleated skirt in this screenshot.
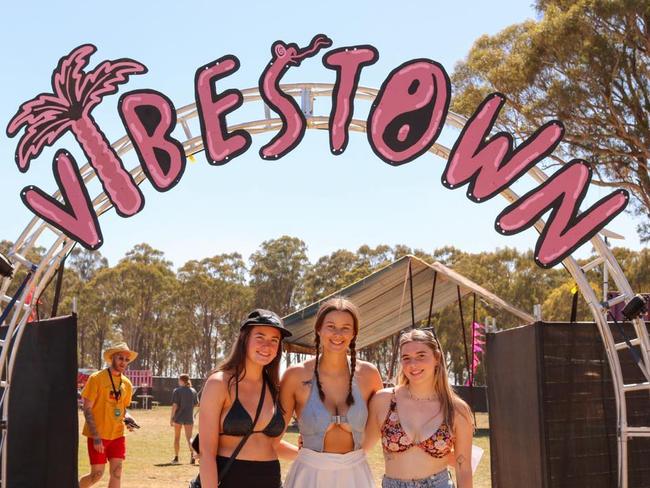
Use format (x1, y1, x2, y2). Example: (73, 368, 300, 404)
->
(284, 448, 375, 488)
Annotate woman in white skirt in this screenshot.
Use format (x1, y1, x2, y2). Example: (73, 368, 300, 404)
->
(279, 297, 384, 488)
(364, 329, 474, 488)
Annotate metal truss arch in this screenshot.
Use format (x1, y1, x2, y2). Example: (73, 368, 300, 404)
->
(1, 83, 648, 487)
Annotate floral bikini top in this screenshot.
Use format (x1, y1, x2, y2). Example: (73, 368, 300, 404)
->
(380, 390, 453, 458)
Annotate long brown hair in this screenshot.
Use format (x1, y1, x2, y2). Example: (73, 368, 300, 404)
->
(397, 329, 471, 430)
(313, 297, 359, 407)
(215, 325, 283, 400)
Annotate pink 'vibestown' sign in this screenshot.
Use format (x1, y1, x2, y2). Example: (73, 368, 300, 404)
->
(6, 35, 629, 268)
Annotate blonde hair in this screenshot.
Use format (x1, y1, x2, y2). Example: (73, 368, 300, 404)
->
(397, 329, 471, 430)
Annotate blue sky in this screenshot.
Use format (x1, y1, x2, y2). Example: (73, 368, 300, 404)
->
(0, 1, 644, 268)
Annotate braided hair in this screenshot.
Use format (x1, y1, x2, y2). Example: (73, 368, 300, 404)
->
(313, 297, 360, 407)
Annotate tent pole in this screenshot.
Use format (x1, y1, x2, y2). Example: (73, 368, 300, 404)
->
(470, 293, 477, 423)
(408, 259, 416, 328)
(426, 271, 438, 332)
(457, 286, 471, 385)
(388, 331, 400, 383)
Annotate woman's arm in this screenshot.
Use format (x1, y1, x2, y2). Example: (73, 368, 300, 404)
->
(363, 392, 383, 452)
(275, 439, 299, 461)
(368, 364, 384, 398)
(279, 366, 299, 433)
(199, 374, 227, 488)
(452, 403, 474, 488)
(275, 366, 301, 460)
(170, 403, 178, 427)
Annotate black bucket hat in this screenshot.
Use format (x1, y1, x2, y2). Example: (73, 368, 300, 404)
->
(240, 309, 292, 338)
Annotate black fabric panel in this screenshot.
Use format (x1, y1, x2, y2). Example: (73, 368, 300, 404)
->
(487, 323, 544, 488)
(488, 321, 650, 488)
(452, 385, 488, 413)
(5, 315, 78, 488)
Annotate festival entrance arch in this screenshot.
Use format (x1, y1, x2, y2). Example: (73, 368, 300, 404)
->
(1, 77, 649, 486)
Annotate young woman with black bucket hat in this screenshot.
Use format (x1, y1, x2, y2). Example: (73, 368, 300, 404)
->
(194, 309, 296, 488)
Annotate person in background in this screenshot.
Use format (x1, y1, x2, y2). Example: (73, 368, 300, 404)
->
(79, 342, 139, 488)
(170, 373, 198, 464)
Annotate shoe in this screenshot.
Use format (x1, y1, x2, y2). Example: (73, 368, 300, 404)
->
(171, 456, 179, 464)
(190, 457, 196, 465)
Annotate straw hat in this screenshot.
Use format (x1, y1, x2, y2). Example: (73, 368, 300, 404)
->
(103, 342, 138, 364)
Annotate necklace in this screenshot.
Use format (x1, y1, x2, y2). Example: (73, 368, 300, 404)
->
(406, 385, 437, 402)
(107, 368, 122, 402)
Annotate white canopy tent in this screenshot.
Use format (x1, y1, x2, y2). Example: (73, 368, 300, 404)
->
(283, 255, 535, 353)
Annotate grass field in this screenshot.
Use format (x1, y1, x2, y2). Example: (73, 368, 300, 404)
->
(78, 407, 491, 487)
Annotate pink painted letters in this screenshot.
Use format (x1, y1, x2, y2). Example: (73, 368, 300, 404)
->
(367, 59, 450, 165)
(195, 55, 251, 165)
(119, 90, 186, 192)
(21, 151, 103, 250)
(7, 38, 631, 268)
(259, 34, 332, 160)
(7, 44, 146, 217)
(496, 161, 629, 268)
(443, 94, 564, 201)
(323, 46, 378, 154)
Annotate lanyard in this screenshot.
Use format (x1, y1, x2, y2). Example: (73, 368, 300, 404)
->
(107, 368, 122, 402)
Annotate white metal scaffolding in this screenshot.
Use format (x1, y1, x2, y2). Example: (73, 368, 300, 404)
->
(0, 83, 647, 487)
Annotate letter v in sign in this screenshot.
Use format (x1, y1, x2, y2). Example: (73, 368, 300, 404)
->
(21, 150, 103, 250)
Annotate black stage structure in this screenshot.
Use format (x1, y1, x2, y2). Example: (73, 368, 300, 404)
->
(1, 315, 78, 488)
(488, 321, 650, 488)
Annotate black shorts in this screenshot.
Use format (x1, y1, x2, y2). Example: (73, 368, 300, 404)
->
(217, 456, 281, 488)
(173, 419, 193, 425)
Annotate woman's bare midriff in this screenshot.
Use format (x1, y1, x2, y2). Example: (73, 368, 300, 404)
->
(217, 433, 278, 461)
(321, 425, 355, 454)
(384, 446, 450, 480)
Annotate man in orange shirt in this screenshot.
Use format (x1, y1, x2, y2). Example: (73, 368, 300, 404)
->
(79, 343, 139, 488)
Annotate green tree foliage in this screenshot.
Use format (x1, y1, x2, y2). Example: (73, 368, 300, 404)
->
(68, 247, 108, 282)
(451, 0, 650, 240)
(3, 236, 646, 383)
(176, 254, 252, 377)
(78, 266, 124, 367)
(249, 236, 309, 315)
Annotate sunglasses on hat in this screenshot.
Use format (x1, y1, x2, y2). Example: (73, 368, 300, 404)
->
(240, 309, 292, 338)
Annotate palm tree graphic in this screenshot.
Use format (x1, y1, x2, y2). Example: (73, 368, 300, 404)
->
(7, 44, 147, 217)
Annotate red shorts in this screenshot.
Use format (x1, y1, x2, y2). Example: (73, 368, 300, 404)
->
(87, 436, 126, 465)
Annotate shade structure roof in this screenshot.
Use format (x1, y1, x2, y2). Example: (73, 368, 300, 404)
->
(283, 255, 535, 353)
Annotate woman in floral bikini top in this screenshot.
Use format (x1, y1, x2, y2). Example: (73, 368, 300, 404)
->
(380, 389, 453, 458)
(364, 329, 474, 488)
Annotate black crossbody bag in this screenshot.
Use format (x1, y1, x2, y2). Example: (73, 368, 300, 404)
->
(189, 378, 266, 488)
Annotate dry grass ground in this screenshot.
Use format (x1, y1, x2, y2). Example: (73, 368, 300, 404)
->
(78, 407, 491, 487)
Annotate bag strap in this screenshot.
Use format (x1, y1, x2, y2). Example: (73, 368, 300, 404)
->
(218, 375, 267, 486)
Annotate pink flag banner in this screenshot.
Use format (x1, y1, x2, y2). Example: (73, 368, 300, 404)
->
(466, 321, 486, 385)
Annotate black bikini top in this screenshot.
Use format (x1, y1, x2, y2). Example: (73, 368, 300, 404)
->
(220, 374, 285, 438)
